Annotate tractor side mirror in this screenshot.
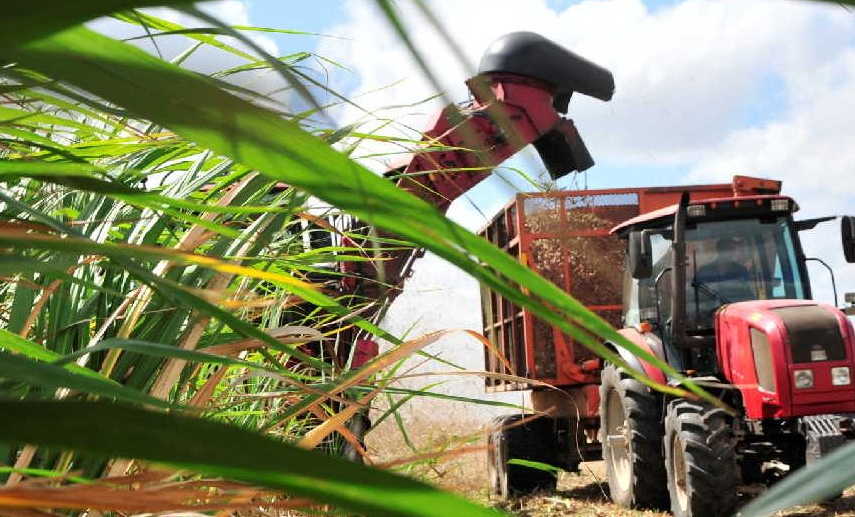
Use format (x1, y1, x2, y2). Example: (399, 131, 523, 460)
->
(629, 230, 652, 279)
(843, 216, 855, 263)
(845, 292, 855, 316)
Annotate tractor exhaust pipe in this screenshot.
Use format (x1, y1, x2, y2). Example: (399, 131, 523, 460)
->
(671, 192, 690, 348)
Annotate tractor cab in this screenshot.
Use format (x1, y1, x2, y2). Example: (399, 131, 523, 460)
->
(603, 191, 855, 517)
(615, 194, 814, 374)
(614, 193, 855, 398)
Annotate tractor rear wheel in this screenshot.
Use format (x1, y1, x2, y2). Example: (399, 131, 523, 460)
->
(664, 399, 738, 517)
(599, 362, 669, 509)
(487, 414, 558, 499)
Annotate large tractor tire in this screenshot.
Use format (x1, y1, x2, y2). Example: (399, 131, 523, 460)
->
(664, 399, 738, 517)
(599, 362, 669, 509)
(487, 414, 559, 499)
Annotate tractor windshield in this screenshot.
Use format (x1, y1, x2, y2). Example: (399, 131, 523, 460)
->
(626, 216, 807, 332)
(684, 217, 806, 329)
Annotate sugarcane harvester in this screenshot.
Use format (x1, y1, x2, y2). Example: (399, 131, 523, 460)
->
(334, 32, 613, 375)
(336, 32, 855, 517)
(338, 31, 614, 307)
(327, 31, 614, 461)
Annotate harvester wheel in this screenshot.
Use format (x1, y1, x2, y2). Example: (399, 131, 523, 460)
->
(341, 412, 371, 464)
(487, 414, 558, 499)
(664, 399, 738, 517)
(599, 362, 669, 509)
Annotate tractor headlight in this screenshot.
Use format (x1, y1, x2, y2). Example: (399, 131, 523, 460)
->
(832, 367, 851, 386)
(794, 369, 814, 389)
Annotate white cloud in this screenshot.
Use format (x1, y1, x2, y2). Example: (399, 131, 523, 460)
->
(319, 0, 855, 165)
(689, 48, 855, 201)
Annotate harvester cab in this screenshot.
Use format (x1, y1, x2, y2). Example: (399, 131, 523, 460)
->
(608, 183, 855, 516)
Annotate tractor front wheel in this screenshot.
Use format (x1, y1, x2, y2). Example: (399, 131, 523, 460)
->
(664, 399, 738, 517)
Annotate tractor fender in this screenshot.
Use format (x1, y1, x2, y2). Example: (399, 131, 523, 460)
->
(606, 328, 667, 385)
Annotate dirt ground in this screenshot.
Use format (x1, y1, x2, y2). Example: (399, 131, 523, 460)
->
(366, 413, 855, 516)
(487, 461, 855, 517)
(379, 440, 855, 517)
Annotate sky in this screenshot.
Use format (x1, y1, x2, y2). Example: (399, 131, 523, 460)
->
(103, 0, 855, 420)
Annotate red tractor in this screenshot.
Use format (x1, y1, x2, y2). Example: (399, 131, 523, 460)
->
(604, 190, 855, 516)
(328, 32, 855, 516)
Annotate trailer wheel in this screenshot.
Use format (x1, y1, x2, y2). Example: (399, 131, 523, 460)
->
(487, 415, 558, 499)
(599, 362, 669, 509)
(664, 400, 738, 517)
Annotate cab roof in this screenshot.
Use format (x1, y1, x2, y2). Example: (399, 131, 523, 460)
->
(609, 195, 798, 235)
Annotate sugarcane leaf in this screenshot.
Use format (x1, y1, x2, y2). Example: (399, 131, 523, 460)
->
(6, 24, 716, 405)
(0, 351, 172, 409)
(0, 329, 114, 381)
(0, 400, 506, 517)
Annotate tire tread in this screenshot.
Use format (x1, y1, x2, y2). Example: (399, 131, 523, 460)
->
(664, 400, 739, 517)
(599, 362, 669, 509)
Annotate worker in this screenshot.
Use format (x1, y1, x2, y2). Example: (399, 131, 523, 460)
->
(694, 236, 754, 304)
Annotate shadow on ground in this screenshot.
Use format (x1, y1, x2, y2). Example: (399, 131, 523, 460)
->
(779, 493, 855, 517)
(554, 482, 610, 503)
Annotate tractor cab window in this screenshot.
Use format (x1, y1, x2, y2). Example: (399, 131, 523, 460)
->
(686, 217, 806, 330)
(624, 217, 806, 333)
(625, 232, 673, 327)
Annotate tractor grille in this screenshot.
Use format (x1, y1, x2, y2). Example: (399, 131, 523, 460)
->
(774, 305, 846, 363)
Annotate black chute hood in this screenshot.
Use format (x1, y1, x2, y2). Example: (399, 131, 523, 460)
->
(478, 31, 615, 113)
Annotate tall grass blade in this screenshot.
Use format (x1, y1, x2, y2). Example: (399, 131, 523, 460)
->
(0, 351, 171, 408)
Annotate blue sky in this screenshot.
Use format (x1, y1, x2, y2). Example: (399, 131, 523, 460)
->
(244, 0, 343, 52)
